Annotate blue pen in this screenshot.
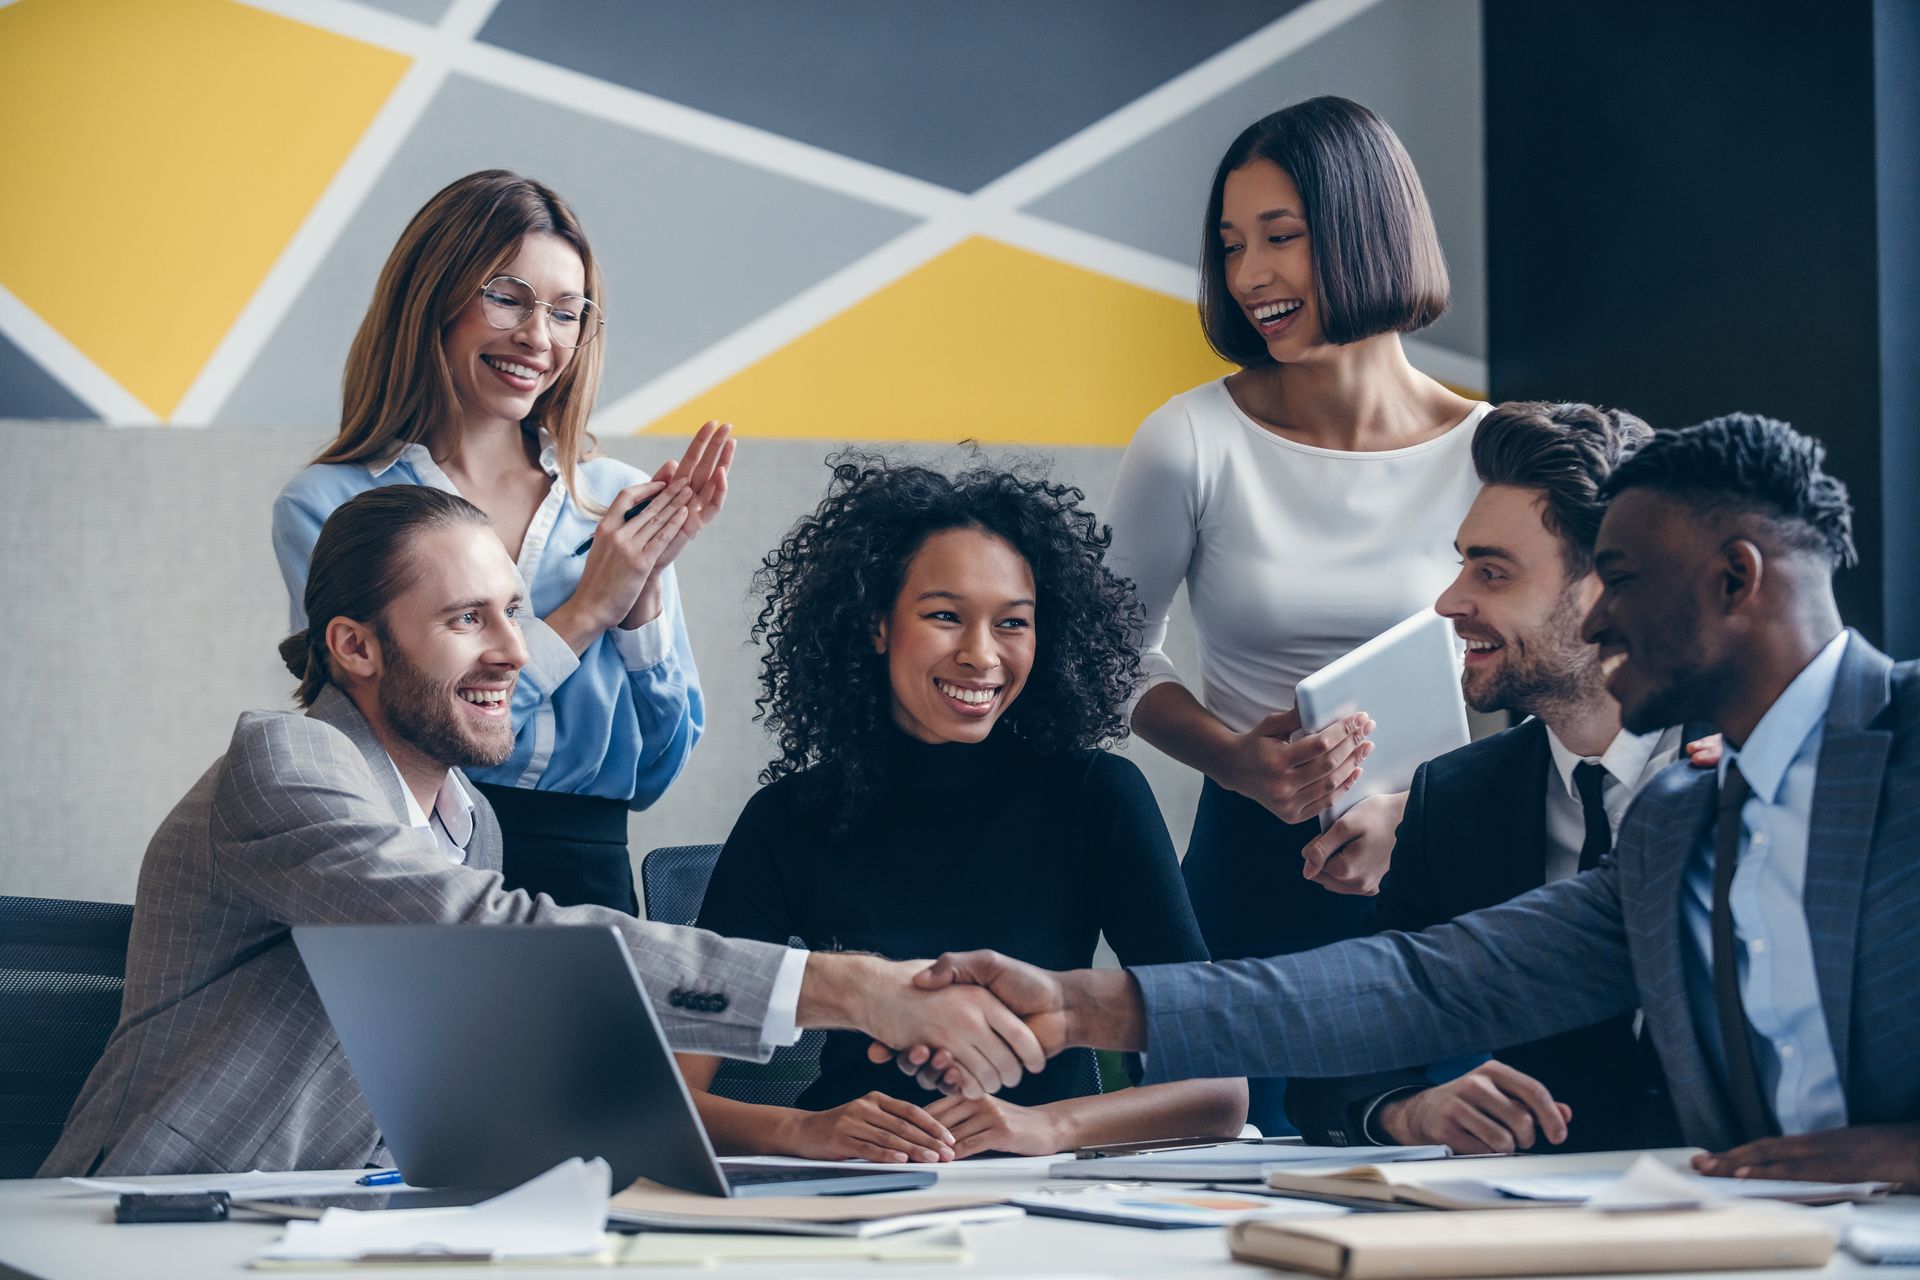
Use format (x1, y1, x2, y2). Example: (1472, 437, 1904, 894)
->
(356, 1170, 404, 1187)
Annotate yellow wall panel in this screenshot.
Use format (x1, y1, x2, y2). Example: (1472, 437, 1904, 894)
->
(640, 237, 1235, 447)
(0, 0, 407, 416)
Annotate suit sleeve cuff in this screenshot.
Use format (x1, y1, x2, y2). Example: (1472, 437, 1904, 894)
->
(759, 946, 809, 1047)
(520, 615, 581, 692)
(610, 614, 674, 671)
(1358, 1085, 1426, 1145)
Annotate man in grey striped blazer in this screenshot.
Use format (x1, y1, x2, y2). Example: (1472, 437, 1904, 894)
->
(890, 415, 1920, 1186)
(43, 486, 1040, 1177)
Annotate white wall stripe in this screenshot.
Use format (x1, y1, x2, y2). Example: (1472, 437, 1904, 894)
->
(979, 0, 1391, 211)
(39, 0, 1481, 427)
(170, 0, 503, 427)
(456, 41, 968, 220)
(595, 0, 1416, 433)
(0, 284, 157, 425)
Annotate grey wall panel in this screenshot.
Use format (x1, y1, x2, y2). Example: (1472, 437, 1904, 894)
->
(1026, 0, 1484, 362)
(0, 330, 95, 420)
(0, 423, 1201, 901)
(217, 74, 916, 429)
(477, 0, 1305, 193)
(355, 0, 455, 24)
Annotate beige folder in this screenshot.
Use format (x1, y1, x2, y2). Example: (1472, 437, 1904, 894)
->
(1227, 1206, 1836, 1279)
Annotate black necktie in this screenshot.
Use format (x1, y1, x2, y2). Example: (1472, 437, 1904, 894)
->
(1712, 763, 1777, 1143)
(1572, 761, 1612, 871)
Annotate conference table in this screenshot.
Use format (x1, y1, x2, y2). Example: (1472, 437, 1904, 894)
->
(4, 1155, 1918, 1280)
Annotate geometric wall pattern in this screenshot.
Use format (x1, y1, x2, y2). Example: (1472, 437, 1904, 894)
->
(0, 0, 1485, 443)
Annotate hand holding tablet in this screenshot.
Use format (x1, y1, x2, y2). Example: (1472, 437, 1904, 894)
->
(1293, 610, 1471, 819)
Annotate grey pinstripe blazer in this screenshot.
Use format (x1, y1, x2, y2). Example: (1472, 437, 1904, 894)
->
(1137, 632, 1919, 1151)
(41, 686, 792, 1177)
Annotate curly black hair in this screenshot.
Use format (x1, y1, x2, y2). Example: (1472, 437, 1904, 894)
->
(751, 452, 1143, 817)
(1599, 413, 1857, 570)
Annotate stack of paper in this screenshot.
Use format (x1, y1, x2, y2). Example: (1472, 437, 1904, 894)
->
(1049, 1143, 1448, 1183)
(254, 1158, 609, 1268)
(608, 1180, 1021, 1237)
(1012, 1185, 1348, 1229)
(1262, 1149, 1888, 1210)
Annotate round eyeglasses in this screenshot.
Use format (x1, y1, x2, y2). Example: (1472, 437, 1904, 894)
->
(474, 275, 603, 349)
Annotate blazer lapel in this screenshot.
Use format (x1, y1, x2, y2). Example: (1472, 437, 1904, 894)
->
(1804, 631, 1894, 1087)
(1504, 719, 1552, 896)
(1631, 768, 1735, 1145)
(307, 686, 410, 826)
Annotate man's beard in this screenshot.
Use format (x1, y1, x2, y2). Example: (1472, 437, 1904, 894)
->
(376, 631, 513, 770)
(1464, 582, 1607, 719)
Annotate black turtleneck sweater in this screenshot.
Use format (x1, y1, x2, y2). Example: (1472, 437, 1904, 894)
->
(695, 727, 1209, 1111)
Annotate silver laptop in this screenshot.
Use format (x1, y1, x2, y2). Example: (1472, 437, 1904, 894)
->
(291, 923, 933, 1198)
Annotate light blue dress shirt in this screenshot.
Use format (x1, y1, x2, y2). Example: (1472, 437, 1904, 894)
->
(1681, 629, 1851, 1135)
(271, 431, 703, 809)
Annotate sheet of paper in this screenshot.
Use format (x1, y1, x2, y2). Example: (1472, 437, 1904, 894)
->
(723, 1152, 1058, 1175)
(614, 1225, 970, 1266)
(1013, 1186, 1348, 1227)
(66, 1169, 377, 1200)
(1802, 1203, 1920, 1265)
(1483, 1154, 1887, 1209)
(1086, 1143, 1445, 1167)
(255, 1157, 609, 1263)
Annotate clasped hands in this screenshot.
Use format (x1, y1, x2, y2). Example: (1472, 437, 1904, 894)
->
(851, 950, 1136, 1096)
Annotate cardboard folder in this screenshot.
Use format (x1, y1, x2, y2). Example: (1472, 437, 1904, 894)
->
(1227, 1205, 1836, 1278)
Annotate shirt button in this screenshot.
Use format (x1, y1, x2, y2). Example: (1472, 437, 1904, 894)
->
(1752, 832, 1768, 846)
(1750, 938, 1768, 955)
(1780, 1043, 1797, 1059)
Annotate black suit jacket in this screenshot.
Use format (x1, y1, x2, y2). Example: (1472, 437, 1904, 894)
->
(1286, 717, 1686, 1151)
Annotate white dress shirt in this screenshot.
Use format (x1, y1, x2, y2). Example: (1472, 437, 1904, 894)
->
(1683, 631, 1851, 1135)
(391, 762, 478, 865)
(1543, 724, 1684, 882)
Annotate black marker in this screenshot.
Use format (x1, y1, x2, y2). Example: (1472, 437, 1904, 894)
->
(571, 496, 653, 557)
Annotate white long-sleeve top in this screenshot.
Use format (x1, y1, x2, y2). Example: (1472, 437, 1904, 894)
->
(1105, 378, 1489, 734)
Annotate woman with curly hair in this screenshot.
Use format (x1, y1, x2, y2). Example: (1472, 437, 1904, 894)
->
(674, 457, 1247, 1161)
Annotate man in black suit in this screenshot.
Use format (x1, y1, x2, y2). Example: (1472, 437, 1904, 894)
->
(1289, 401, 1696, 1154)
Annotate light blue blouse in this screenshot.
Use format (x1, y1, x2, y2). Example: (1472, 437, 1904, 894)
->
(271, 432, 703, 810)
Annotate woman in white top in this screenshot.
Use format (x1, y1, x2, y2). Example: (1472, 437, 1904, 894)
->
(1104, 97, 1488, 1132)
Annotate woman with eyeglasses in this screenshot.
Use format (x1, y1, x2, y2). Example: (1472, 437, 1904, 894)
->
(272, 169, 730, 914)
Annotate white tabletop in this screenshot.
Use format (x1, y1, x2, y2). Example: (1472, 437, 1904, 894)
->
(5, 1160, 1918, 1280)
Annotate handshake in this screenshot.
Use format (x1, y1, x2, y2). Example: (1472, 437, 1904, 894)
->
(800, 950, 1146, 1097)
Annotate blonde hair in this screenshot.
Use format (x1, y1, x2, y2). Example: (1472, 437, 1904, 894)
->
(319, 170, 607, 511)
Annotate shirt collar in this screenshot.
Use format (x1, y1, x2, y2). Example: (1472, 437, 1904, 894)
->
(389, 756, 477, 851)
(1718, 630, 1849, 804)
(366, 425, 559, 482)
(1544, 720, 1677, 800)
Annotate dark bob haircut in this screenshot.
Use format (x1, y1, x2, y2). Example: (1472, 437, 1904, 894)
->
(277, 485, 489, 707)
(751, 453, 1142, 818)
(1472, 401, 1653, 579)
(1600, 413, 1857, 571)
(1200, 96, 1449, 366)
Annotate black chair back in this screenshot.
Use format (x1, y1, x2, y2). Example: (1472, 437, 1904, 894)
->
(0, 897, 133, 1178)
(640, 845, 825, 1109)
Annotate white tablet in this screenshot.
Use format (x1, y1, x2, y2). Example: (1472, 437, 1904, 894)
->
(1293, 609, 1470, 819)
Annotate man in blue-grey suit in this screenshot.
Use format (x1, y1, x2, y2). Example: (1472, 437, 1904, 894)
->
(889, 414, 1920, 1184)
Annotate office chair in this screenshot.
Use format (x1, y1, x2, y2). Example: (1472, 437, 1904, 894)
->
(641, 844, 825, 1108)
(0, 896, 134, 1177)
